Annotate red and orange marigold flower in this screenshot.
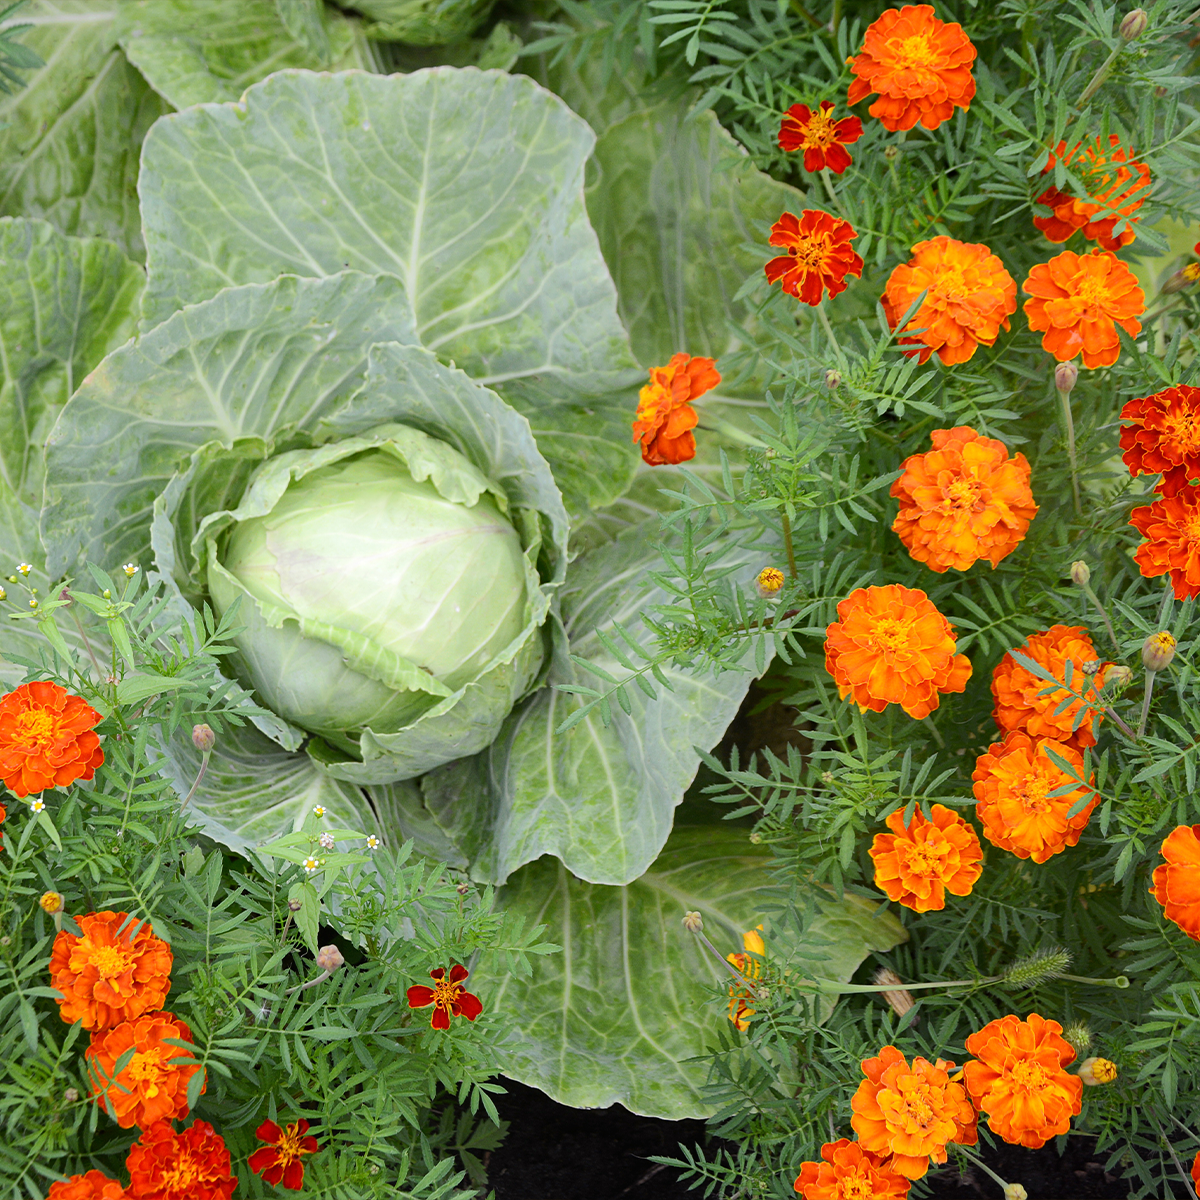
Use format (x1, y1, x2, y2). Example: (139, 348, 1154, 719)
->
(0, 680, 103, 798)
(870, 803, 982, 913)
(891, 425, 1037, 572)
(86, 1011, 203, 1129)
(793, 1138, 911, 1199)
(726, 926, 764, 1032)
(851, 1045, 977, 1180)
(1120, 385, 1200, 495)
(1130, 489, 1200, 599)
(48, 1173, 127, 1200)
(825, 584, 972, 720)
(1150, 824, 1200, 940)
(963, 1013, 1083, 1148)
(972, 731, 1097, 863)
(991, 625, 1109, 750)
(881, 237, 1017, 366)
(249, 1118, 320, 1190)
(407, 963, 483, 1030)
(764, 210, 863, 306)
(1022, 250, 1144, 369)
(778, 102, 863, 173)
(1033, 135, 1151, 252)
(125, 1119, 236, 1200)
(632, 353, 721, 467)
(846, 5, 976, 132)
(49, 910, 172, 1032)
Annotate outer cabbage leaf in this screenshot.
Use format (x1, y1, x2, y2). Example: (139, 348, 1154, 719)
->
(0, 2, 169, 261)
(473, 826, 907, 1118)
(329, 0, 495, 45)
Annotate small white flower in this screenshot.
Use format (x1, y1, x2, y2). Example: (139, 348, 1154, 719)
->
(29, 798, 45, 813)
(318, 832, 335, 850)
(16, 563, 31, 576)
(366, 835, 380, 850)
(302, 855, 321, 874)
(312, 805, 326, 817)
(122, 563, 138, 578)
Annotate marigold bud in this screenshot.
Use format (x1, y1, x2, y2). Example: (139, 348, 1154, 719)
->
(1070, 560, 1091, 587)
(1161, 268, 1197, 295)
(756, 987, 771, 1001)
(191, 723, 215, 753)
(1001, 946, 1071, 988)
(287, 898, 303, 912)
(39, 891, 64, 915)
(1142, 631, 1176, 673)
(883, 145, 899, 161)
(756, 567, 785, 598)
(872, 966, 917, 1020)
(1077, 1056, 1118, 1085)
(1054, 361, 1078, 395)
(1003, 1186, 1028, 1200)
(1063, 1022, 1092, 1055)
(1119, 7, 1148, 39)
(682, 910, 704, 933)
(1107, 664, 1133, 687)
(749, 830, 762, 844)
(825, 369, 842, 390)
(316, 945, 344, 973)
(456, 881, 470, 895)
(63, 1087, 79, 1104)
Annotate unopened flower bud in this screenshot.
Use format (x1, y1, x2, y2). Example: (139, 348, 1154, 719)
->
(287, 898, 303, 912)
(749, 831, 762, 844)
(883, 145, 899, 161)
(756, 986, 771, 1001)
(315, 945, 344, 973)
(102, 588, 111, 599)
(825, 369, 842, 390)
(58, 588, 71, 603)
(1081, 659, 1102, 676)
(1063, 1022, 1092, 1055)
(682, 910, 704, 933)
(1001, 946, 1071, 988)
(1107, 664, 1133, 688)
(456, 881, 470, 895)
(1119, 7, 1148, 39)
(1142, 631, 1176, 673)
(1077, 1056, 1118, 1085)
(873, 967, 917, 1020)
(1070, 560, 1091, 587)
(756, 567, 785, 598)
(1155, 85, 1168, 98)
(39, 891, 64, 915)
(1054, 361, 1078, 394)
(1003, 1185, 1028, 1200)
(191, 723, 215, 753)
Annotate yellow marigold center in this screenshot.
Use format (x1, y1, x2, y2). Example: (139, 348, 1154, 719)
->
(1184, 512, 1200, 544)
(943, 478, 983, 510)
(161, 1153, 205, 1188)
(840, 1174, 874, 1200)
(788, 234, 827, 268)
(127, 1046, 170, 1086)
(1075, 275, 1115, 309)
(902, 840, 942, 877)
(867, 616, 914, 654)
(1162, 409, 1200, 455)
(1008, 1059, 1050, 1089)
(89, 943, 135, 978)
(932, 266, 971, 302)
(803, 108, 838, 149)
(272, 1125, 309, 1167)
(894, 32, 937, 68)
(1090, 1057, 1117, 1082)
(432, 978, 463, 1011)
(1183, 263, 1200, 282)
(14, 709, 56, 745)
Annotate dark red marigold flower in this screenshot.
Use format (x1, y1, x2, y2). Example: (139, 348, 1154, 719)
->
(765, 210, 863, 306)
(248, 1119, 320, 1190)
(778, 102, 863, 173)
(1120, 385, 1200, 496)
(407, 963, 483, 1030)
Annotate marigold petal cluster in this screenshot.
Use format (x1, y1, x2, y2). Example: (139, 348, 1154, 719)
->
(765, 210, 863, 306)
(86, 1011, 203, 1129)
(846, 5, 976, 132)
(49, 911, 172, 1032)
(1022, 250, 1144, 368)
(1130, 490, 1200, 599)
(0, 680, 103, 798)
(991, 625, 1108, 750)
(825, 585, 972, 720)
(125, 1119, 236, 1200)
(1033, 136, 1150, 251)
(851, 1045, 977, 1179)
(1193, 1149, 1200, 1192)
(407, 963, 483, 1030)
(793, 1138, 910, 1198)
(1150, 823, 1200, 940)
(631, 353, 720, 467)
(963, 1013, 1083, 1147)
(891, 425, 1036, 572)
(882, 238, 1017, 366)
(249, 1118, 320, 1190)
(870, 804, 982, 913)
(972, 731, 1097, 863)
(778, 102, 863, 173)
(1121, 386, 1200, 495)
(726, 926, 765, 1031)
(48, 1173, 128, 1200)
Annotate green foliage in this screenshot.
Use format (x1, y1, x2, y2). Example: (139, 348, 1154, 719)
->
(0, 1, 42, 94)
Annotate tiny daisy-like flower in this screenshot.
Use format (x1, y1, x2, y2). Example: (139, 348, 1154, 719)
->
(122, 563, 138, 578)
(366, 835, 380, 850)
(16, 563, 31, 576)
(312, 805, 326, 817)
(30, 798, 45, 813)
(302, 856, 321, 873)
(318, 832, 335, 850)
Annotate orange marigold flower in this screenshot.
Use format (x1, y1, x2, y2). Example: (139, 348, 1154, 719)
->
(48, 1173, 127, 1200)
(991, 625, 1108, 751)
(726, 926, 764, 1032)
(1150, 823, 1200, 941)
(1193, 1149, 1200, 1191)
(631, 353, 720, 467)
(0, 680, 103, 798)
(891, 425, 1036, 572)
(963, 1013, 1083, 1148)
(86, 1012, 204, 1129)
(870, 803, 982, 913)
(1022, 250, 1144, 369)
(793, 1138, 911, 1199)
(972, 731, 1097, 863)
(1122, 385, 1200, 496)
(846, 5, 976, 132)
(824, 584, 971, 720)
(1130, 489, 1200, 599)
(764, 210, 863, 306)
(851, 1045, 977, 1179)
(778, 102, 863, 173)
(49, 910, 172, 1032)
(882, 237, 1017, 366)
(407, 963, 483, 1030)
(125, 1119, 236, 1200)
(249, 1119, 319, 1190)
(1033, 135, 1151, 252)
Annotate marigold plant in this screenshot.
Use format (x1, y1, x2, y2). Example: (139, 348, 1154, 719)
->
(249, 1118, 320, 1190)
(963, 1013, 1083, 1148)
(869, 803, 982, 913)
(777, 101, 862, 173)
(1130, 489, 1200, 599)
(764, 210, 863, 305)
(47, 1173, 127, 1200)
(890, 425, 1036, 572)
(846, 4, 976, 132)
(407, 963, 483, 1030)
(49, 910, 173, 1031)
(1120, 385, 1200, 495)
(793, 1138, 910, 1199)
(1150, 824, 1200, 941)
(881, 237, 1016, 366)
(632, 352, 720, 466)
(0, 680, 103, 798)
(824, 584, 971, 719)
(726, 926, 764, 1031)
(125, 1119, 236, 1200)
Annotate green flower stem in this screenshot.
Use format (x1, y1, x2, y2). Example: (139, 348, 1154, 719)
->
(1138, 667, 1157, 739)
(1059, 972, 1129, 988)
(1079, 579, 1121, 655)
(829, 0, 842, 38)
(688, 925, 757, 986)
(819, 167, 851, 221)
(1058, 383, 1082, 515)
(1075, 41, 1125, 110)
(954, 1145, 1017, 1195)
(1153, 1113, 1200, 1200)
(788, 0, 823, 28)
(179, 748, 211, 810)
(810, 970, 1128, 994)
(68, 604, 104, 682)
(780, 512, 798, 581)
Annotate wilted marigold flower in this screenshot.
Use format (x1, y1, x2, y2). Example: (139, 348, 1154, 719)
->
(407, 963, 483, 1030)
(764, 210, 863, 306)
(1130, 489, 1200, 599)
(0, 680, 104, 798)
(972, 731, 1097, 863)
(126, 1119, 236, 1200)
(881, 237, 1017, 366)
(1033, 135, 1151, 252)
(851, 1045, 977, 1179)
(1022, 250, 1144, 369)
(778, 101, 863, 173)
(964, 1013, 1083, 1147)
(47, 1173, 127, 1200)
(991, 625, 1108, 750)
(793, 1138, 910, 1199)
(726, 926, 764, 1032)
(846, 5, 976, 132)
(86, 1011, 203, 1129)
(1120, 385, 1200, 496)
(249, 1118, 320, 1190)
(1150, 823, 1200, 940)
(891, 425, 1036, 572)
(870, 803, 982, 913)
(825, 584, 972, 720)
(631, 353, 720, 467)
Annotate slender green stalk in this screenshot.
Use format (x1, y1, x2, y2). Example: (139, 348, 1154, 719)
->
(1058, 384, 1082, 515)
(954, 1146, 1018, 1196)
(1138, 668, 1157, 739)
(1075, 41, 1125, 110)
(819, 166, 850, 221)
(780, 511, 798, 580)
(1079, 580, 1121, 655)
(829, 0, 842, 38)
(179, 749, 211, 810)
